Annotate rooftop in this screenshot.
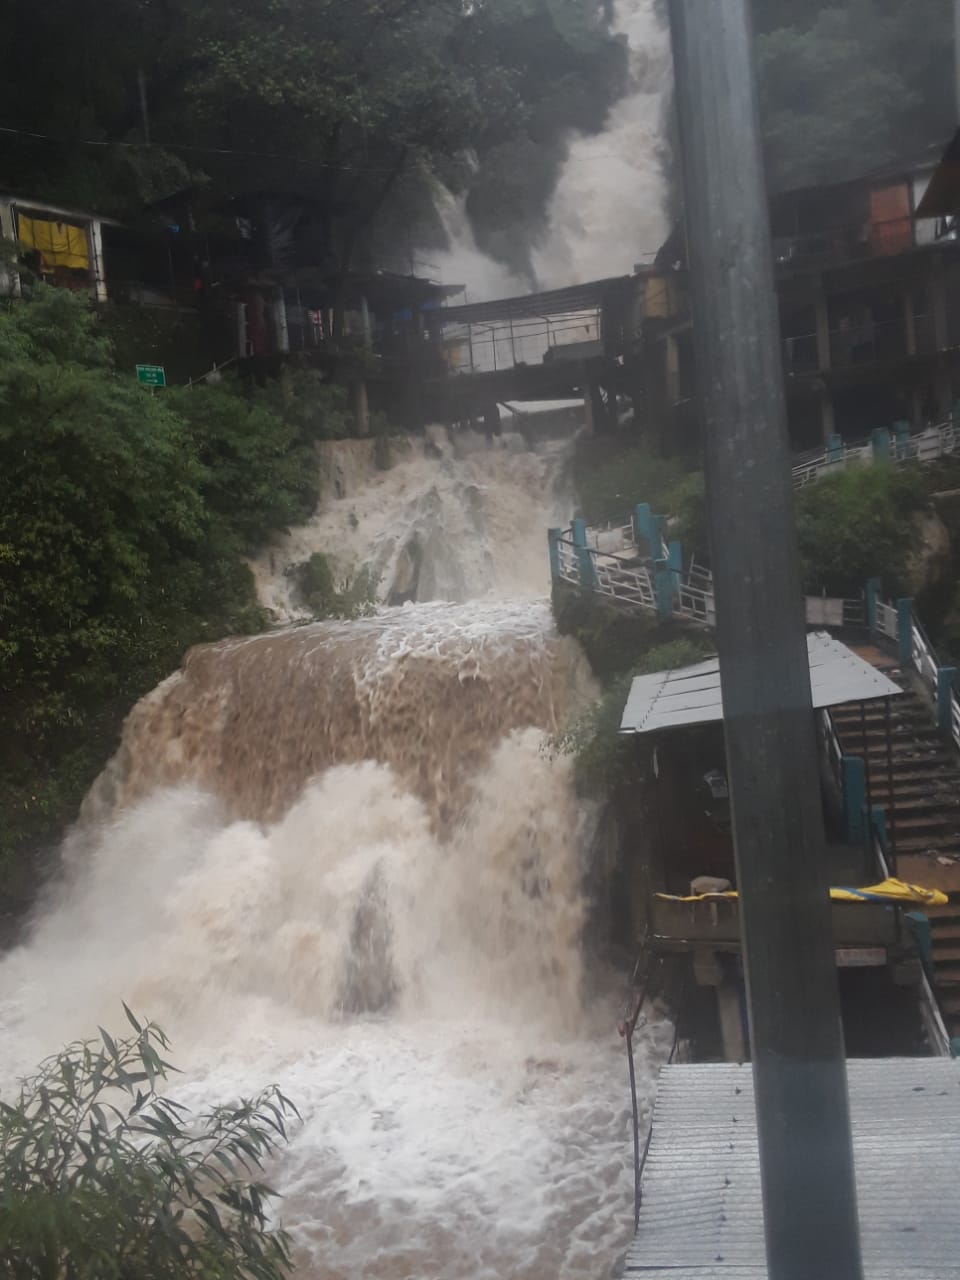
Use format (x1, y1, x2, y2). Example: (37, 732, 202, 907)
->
(624, 1058, 960, 1278)
(620, 631, 903, 737)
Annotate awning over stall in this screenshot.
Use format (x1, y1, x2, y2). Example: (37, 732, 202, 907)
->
(620, 630, 902, 736)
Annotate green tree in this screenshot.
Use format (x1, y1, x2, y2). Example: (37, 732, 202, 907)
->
(795, 465, 927, 596)
(0, 1012, 297, 1279)
(0, 287, 330, 897)
(754, 0, 954, 190)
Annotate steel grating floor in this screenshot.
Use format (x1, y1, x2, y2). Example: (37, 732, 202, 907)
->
(623, 1058, 960, 1278)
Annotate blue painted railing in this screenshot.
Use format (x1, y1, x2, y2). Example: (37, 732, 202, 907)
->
(549, 516, 862, 631)
(792, 415, 959, 488)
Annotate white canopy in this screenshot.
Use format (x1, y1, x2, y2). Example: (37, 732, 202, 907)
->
(620, 630, 902, 736)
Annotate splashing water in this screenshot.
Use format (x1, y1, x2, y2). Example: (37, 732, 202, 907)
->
(251, 428, 573, 621)
(0, 325, 668, 1279)
(534, 0, 672, 286)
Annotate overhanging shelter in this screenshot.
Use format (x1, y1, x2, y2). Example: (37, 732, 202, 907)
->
(620, 631, 902, 736)
(617, 633, 919, 1058)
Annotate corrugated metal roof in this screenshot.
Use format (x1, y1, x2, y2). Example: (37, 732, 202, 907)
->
(624, 1058, 960, 1278)
(620, 631, 903, 736)
(437, 276, 632, 325)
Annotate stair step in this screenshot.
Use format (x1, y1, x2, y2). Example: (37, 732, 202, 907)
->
(931, 945, 960, 962)
(895, 814, 960, 831)
(938, 992, 960, 1015)
(894, 836, 960, 853)
(869, 799, 960, 816)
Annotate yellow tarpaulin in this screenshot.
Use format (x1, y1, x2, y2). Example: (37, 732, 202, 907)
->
(16, 211, 89, 271)
(657, 878, 948, 908)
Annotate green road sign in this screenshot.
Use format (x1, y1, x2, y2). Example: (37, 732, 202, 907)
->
(136, 364, 166, 387)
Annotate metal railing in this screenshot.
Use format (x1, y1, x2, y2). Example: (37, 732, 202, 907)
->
(875, 600, 900, 643)
(790, 417, 959, 490)
(552, 522, 858, 633)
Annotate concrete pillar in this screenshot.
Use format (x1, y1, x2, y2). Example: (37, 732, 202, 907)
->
(902, 290, 916, 357)
(352, 379, 370, 436)
(271, 291, 290, 354)
(815, 293, 832, 371)
(821, 392, 836, 444)
(932, 256, 949, 351)
(87, 219, 108, 304)
(583, 388, 596, 435)
(665, 331, 680, 401)
(717, 972, 747, 1062)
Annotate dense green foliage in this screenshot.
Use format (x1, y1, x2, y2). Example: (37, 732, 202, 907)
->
(288, 553, 379, 620)
(0, 1012, 296, 1278)
(795, 466, 928, 597)
(754, 0, 954, 190)
(572, 442, 708, 557)
(0, 0, 628, 280)
(0, 287, 341, 901)
(572, 436, 936, 602)
(550, 636, 713, 796)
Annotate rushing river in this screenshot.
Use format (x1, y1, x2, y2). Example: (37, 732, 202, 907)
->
(0, 2, 676, 1267)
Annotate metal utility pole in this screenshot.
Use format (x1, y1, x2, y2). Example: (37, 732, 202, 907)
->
(138, 69, 151, 146)
(666, 3, 863, 1278)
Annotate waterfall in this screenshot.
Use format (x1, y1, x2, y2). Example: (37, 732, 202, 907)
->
(533, 0, 672, 287)
(251, 428, 572, 621)
(0, 427, 670, 1278)
(0, 24, 677, 1268)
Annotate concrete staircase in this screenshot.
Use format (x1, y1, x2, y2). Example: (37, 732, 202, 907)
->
(832, 644, 960, 1036)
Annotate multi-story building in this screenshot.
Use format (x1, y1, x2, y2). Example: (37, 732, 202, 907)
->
(637, 139, 960, 453)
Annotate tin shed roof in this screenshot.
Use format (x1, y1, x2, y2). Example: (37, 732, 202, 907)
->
(620, 631, 902, 736)
(624, 1057, 960, 1278)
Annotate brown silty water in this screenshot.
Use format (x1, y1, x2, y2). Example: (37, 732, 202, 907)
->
(2, 391, 672, 1274)
(82, 600, 588, 834)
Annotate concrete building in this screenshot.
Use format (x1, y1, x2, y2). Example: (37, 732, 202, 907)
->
(638, 147, 960, 452)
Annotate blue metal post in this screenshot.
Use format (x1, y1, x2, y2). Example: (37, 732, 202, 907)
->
(651, 513, 667, 560)
(548, 528, 562, 581)
(654, 563, 674, 618)
(634, 503, 652, 554)
(865, 578, 880, 633)
(668, 539, 683, 594)
(826, 433, 843, 463)
(871, 427, 891, 463)
(937, 667, 957, 732)
(571, 517, 596, 590)
(896, 598, 913, 667)
(841, 757, 866, 842)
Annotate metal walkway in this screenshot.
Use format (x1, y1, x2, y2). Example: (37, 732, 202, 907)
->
(624, 1059, 960, 1278)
